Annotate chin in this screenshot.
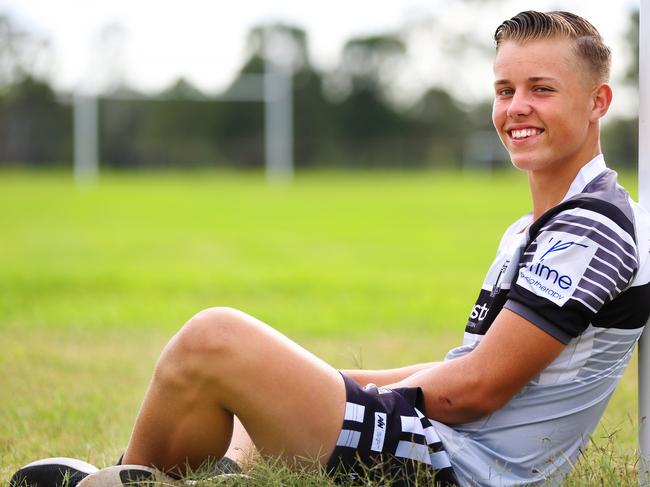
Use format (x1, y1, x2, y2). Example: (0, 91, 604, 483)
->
(508, 156, 536, 172)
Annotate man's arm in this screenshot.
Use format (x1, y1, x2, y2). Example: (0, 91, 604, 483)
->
(388, 308, 565, 424)
(340, 362, 441, 388)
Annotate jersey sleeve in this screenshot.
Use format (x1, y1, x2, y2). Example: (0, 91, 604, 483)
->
(504, 207, 638, 344)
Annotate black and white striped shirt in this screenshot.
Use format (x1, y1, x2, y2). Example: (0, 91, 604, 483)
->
(433, 155, 650, 486)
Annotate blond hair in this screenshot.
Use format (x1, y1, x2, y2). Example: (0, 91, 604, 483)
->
(494, 10, 611, 83)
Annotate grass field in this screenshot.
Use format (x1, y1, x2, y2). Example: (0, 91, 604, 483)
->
(0, 169, 642, 485)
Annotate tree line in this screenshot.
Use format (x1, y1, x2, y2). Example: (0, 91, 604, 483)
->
(0, 12, 640, 170)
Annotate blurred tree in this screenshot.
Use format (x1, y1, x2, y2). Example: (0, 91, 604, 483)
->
(602, 7, 639, 168)
(98, 86, 145, 168)
(0, 14, 51, 89)
(143, 79, 220, 167)
(0, 76, 70, 165)
(217, 48, 264, 168)
(244, 24, 310, 73)
(0, 14, 24, 87)
(335, 35, 406, 97)
(218, 23, 333, 168)
(91, 22, 129, 94)
(160, 78, 208, 100)
(328, 34, 413, 167)
(0, 11, 552, 171)
(100, 79, 222, 168)
(0, 13, 66, 166)
(99, 97, 146, 168)
(292, 65, 336, 167)
(624, 9, 639, 86)
(602, 118, 638, 169)
(408, 88, 470, 167)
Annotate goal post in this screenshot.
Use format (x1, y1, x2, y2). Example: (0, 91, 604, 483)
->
(639, 0, 649, 485)
(264, 27, 294, 185)
(73, 28, 294, 186)
(73, 91, 99, 186)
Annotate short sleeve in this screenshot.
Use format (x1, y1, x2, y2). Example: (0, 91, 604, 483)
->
(504, 207, 638, 343)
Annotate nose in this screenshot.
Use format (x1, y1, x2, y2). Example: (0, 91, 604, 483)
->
(506, 91, 532, 118)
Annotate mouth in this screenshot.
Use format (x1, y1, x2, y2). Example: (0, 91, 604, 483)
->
(507, 127, 544, 141)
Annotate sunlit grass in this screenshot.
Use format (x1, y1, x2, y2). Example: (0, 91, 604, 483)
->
(0, 169, 641, 484)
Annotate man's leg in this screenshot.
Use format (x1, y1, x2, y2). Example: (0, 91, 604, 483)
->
(223, 416, 254, 467)
(122, 307, 346, 474)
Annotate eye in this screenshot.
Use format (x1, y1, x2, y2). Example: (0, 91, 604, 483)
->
(533, 86, 554, 93)
(496, 87, 514, 97)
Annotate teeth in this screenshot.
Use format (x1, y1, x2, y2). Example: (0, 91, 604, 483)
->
(511, 128, 541, 139)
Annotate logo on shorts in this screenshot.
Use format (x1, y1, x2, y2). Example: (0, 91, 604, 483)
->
(371, 412, 387, 452)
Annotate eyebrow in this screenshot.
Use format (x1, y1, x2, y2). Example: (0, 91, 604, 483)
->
(494, 76, 559, 86)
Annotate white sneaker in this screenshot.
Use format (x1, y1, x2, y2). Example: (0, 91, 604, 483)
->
(76, 465, 173, 487)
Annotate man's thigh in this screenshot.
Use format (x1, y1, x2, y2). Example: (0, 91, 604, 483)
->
(206, 309, 347, 465)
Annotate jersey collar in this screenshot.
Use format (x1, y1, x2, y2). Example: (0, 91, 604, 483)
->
(559, 154, 607, 204)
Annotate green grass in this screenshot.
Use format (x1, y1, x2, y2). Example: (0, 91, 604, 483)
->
(0, 169, 642, 484)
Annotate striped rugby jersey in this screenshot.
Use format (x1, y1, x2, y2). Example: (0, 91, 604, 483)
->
(431, 155, 650, 486)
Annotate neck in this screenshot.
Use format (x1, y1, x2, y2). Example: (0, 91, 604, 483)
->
(529, 146, 601, 220)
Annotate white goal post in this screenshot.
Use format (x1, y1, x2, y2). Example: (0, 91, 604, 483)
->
(73, 27, 293, 186)
(640, 0, 649, 485)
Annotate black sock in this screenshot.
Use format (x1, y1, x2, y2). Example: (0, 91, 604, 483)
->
(213, 457, 241, 474)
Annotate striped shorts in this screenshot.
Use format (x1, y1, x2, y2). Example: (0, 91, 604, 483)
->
(326, 374, 459, 486)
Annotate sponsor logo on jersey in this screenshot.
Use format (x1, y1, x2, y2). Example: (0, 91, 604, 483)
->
(517, 232, 596, 306)
(526, 261, 573, 290)
(470, 303, 490, 321)
(466, 289, 497, 334)
(539, 238, 588, 261)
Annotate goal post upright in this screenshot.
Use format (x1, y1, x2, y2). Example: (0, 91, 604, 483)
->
(639, 0, 649, 484)
(73, 90, 99, 186)
(73, 25, 294, 187)
(264, 26, 294, 185)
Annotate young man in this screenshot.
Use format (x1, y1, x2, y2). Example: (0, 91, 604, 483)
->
(12, 10, 650, 487)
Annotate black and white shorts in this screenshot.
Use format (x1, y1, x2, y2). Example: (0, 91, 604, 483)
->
(326, 374, 459, 486)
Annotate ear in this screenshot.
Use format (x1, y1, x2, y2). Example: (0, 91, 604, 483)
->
(589, 83, 613, 122)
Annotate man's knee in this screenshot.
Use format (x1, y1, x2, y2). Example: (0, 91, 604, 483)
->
(178, 307, 246, 353)
(155, 307, 249, 387)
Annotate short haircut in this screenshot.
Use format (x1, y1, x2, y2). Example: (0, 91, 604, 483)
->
(494, 10, 611, 84)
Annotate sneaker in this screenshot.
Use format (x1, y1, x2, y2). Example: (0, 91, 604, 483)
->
(10, 457, 99, 487)
(211, 458, 242, 475)
(76, 465, 173, 487)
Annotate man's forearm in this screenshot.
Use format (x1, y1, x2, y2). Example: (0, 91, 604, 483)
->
(386, 359, 489, 424)
(340, 362, 439, 388)
(342, 362, 490, 424)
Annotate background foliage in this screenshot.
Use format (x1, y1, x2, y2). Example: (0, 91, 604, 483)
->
(0, 10, 640, 170)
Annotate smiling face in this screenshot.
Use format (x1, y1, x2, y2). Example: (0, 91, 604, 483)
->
(492, 37, 606, 175)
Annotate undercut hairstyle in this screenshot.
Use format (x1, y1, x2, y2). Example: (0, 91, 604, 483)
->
(494, 10, 611, 84)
